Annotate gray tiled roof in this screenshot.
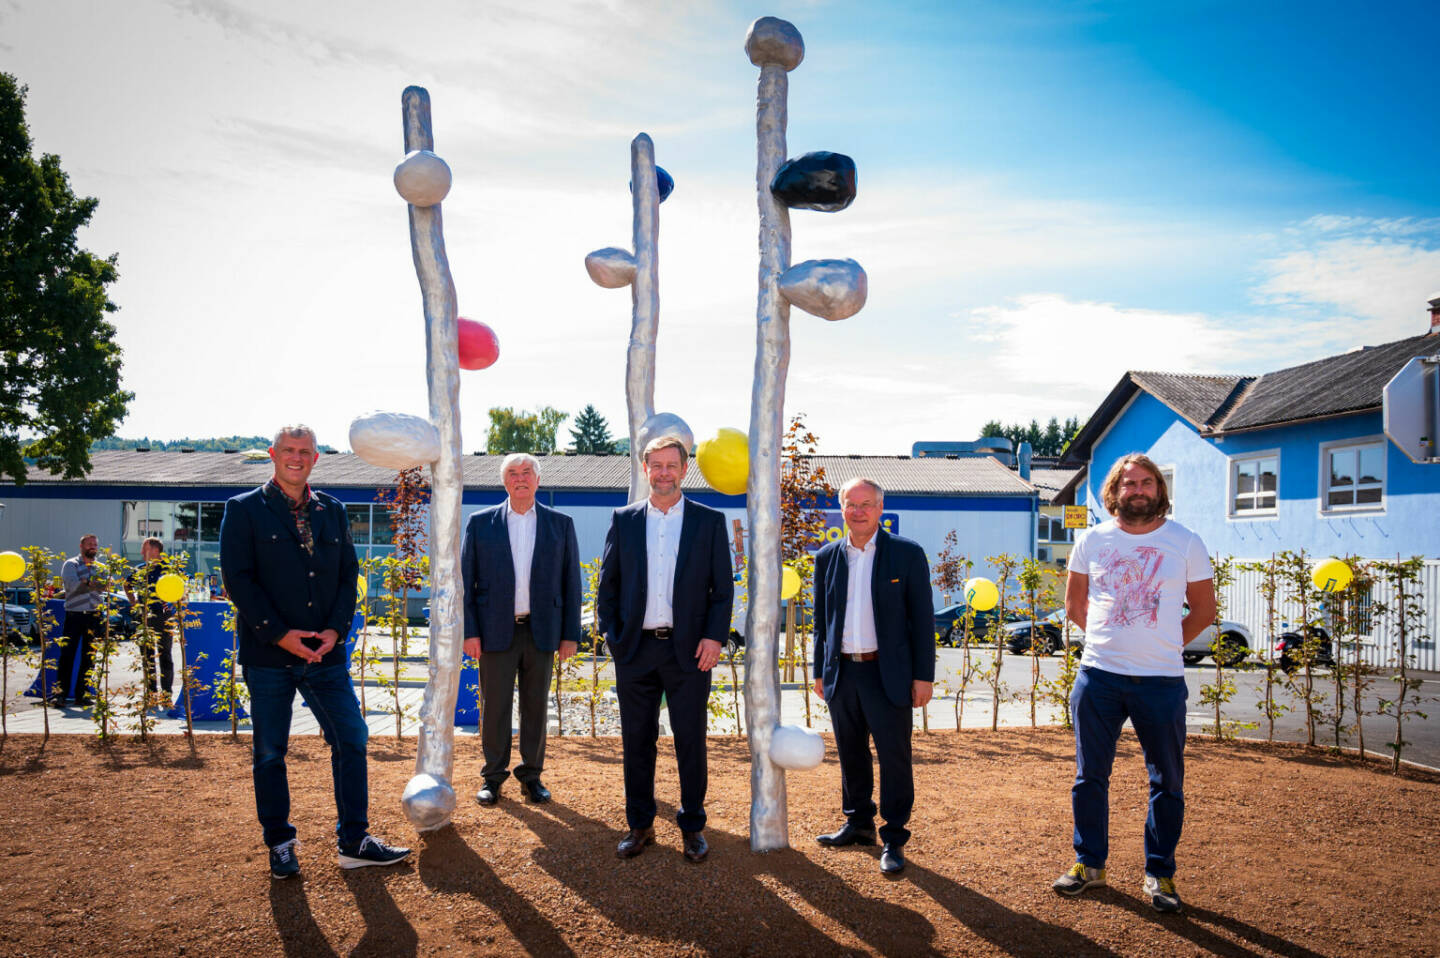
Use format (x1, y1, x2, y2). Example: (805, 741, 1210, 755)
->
(1129, 372, 1250, 429)
(1027, 467, 1080, 504)
(1216, 333, 1439, 432)
(11, 451, 1036, 498)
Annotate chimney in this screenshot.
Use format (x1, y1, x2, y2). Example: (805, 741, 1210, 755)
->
(1017, 441, 1033, 481)
(1430, 292, 1440, 334)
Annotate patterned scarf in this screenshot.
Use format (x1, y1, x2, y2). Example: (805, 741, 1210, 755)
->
(265, 479, 318, 555)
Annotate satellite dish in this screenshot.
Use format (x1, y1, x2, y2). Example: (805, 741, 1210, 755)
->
(1383, 354, 1440, 464)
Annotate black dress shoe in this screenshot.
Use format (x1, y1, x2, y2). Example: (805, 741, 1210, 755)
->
(682, 831, 709, 863)
(520, 779, 551, 804)
(616, 827, 655, 859)
(475, 782, 502, 806)
(880, 843, 906, 875)
(816, 823, 877, 847)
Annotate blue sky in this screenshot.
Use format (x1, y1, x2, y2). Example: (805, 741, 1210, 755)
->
(3, 0, 1437, 455)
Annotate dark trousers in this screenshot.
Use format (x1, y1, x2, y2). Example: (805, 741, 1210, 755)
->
(243, 662, 370, 850)
(830, 657, 915, 847)
(1070, 665, 1188, 878)
(479, 621, 555, 785)
(56, 610, 101, 700)
(137, 615, 174, 693)
(616, 633, 712, 833)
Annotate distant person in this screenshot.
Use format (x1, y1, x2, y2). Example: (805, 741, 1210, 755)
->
(810, 478, 934, 876)
(1053, 453, 1214, 914)
(597, 437, 733, 863)
(220, 424, 410, 880)
(124, 537, 174, 701)
(56, 534, 105, 705)
(462, 453, 582, 806)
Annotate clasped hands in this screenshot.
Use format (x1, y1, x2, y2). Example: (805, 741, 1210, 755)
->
(278, 628, 340, 664)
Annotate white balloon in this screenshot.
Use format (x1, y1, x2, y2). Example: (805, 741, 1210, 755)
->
(394, 150, 452, 207)
(350, 411, 440, 470)
(769, 724, 825, 770)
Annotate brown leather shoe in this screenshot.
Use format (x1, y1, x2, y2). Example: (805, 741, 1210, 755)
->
(682, 830, 709, 863)
(616, 827, 655, 859)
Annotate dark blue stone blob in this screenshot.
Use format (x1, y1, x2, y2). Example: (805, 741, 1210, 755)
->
(770, 151, 856, 212)
(629, 166, 676, 203)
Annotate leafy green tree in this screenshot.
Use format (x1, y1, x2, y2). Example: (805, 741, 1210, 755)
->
(486, 406, 567, 454)
(568, 404, 616, 453)
(1, 73, 131, 484)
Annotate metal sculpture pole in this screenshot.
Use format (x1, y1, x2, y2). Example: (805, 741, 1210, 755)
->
(586, 136, 692, 498)
(742, 17, 867, 852)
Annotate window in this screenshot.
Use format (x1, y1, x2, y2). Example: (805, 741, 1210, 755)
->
(1321, 440, 1385, 512)
(1158, 466, 1176, 515)
(1230, 453, 1278, 516)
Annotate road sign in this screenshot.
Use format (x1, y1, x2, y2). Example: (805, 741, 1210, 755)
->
(1384, 354, 1440, 464)
(1063, 506, 1088, 529)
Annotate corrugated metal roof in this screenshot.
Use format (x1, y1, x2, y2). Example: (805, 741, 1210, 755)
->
(10, 450, 1036, 498)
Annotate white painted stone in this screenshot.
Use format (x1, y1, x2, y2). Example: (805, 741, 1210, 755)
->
(393, 150, 452, 207)
(584, 247, 637, 288)
(350, 411, 440, 470)
(769, 724, 824, 770)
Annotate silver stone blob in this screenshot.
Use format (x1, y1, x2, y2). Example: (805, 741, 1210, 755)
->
(637, 412, 694, 457)
(778, 258, 868, 321)
(584, 247, 638, 289)
(349, 411, 442, 471)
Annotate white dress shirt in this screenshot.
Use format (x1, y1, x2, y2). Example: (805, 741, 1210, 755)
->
(642, 497, 684, 629)
(506, 500, 538, 617)
(841, 534, 879, 654)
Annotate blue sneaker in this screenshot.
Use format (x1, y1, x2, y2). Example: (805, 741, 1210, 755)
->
(337, 835, 411, 870)
(269, 839, 300, 879)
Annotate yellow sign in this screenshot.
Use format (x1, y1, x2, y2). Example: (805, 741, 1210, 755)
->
(1063, 506, 1088, 530)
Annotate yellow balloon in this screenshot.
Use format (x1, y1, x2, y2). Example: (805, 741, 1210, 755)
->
(1312, 558, 1353, 593)
(0, 551, 24, 583)
(155, 573, 186, 604)
(696, 427, 749, 496)
(357, 575, 368, 600)
(780, 565, 802, 600)
(964, 576, 999, 612)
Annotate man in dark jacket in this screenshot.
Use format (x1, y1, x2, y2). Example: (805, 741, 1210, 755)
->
(811, 477, 934, 875)
(597, 437, 733, 863)
(220, 424, 409, 880)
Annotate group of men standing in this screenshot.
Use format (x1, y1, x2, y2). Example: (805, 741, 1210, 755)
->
(211, 424, 1210, 913)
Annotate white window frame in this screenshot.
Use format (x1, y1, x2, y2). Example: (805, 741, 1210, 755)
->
(1319, 437, 1386, 515)
(1228, 450, 1279, 518)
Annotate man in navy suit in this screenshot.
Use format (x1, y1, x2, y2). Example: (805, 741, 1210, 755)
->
(220, 424, 409, 880)
(597, 436, 733, 863)
(461, 453, 582, 806)
(811, 477, 934, 875)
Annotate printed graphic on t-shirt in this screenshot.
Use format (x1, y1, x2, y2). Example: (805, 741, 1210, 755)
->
(1097, 545, 1163, 628)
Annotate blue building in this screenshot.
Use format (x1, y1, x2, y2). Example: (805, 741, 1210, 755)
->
(1060, 326, 1440, 561)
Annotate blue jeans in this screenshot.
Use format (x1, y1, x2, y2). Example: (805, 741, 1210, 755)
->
(243, 662, 369, 849)
(1070, 665, 1187, 878)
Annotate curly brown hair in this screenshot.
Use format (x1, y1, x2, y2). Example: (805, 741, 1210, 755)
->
(1099, 453, 1170, 517)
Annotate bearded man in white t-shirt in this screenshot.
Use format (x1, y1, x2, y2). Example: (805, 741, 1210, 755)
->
(1051, 453, 1215, 914)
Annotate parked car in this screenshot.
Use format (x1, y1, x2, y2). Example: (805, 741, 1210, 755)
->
(934, 604, 1025, 646)
(1274, 624, 1335, 673)
(1182, 618, 1253, 666)
(1002, 610, 1082, 655)
(1, 599, 34, 645)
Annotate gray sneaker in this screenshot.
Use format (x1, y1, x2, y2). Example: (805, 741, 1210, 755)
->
(1052, 862, 1106, 896)
(337, 835, 412, 870)
(1144, 873, 1183, 913)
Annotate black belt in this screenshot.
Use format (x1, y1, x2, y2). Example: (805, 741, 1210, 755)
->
(514, 614, 530, 625)
(842, 651, 878, 662)
(642, 627, 673, 640)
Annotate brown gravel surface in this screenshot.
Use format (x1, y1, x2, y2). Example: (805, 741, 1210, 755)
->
(1, 728, 1436, 957)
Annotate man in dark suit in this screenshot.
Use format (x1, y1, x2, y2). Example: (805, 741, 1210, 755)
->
(462, 452, 581, 806)
(812, 477, 934, 875)
(220, 424, 409, 880)
(597, 436, 733, 863)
